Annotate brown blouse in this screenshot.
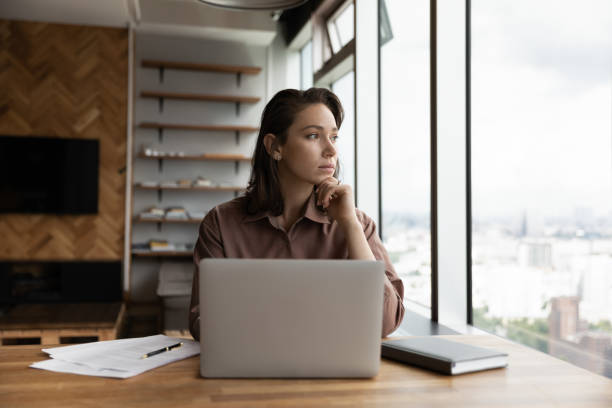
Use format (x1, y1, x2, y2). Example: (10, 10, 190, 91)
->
(189, 192, 405, 340)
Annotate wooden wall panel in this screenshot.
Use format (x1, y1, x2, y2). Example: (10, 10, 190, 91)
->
(0, 20, 127, 260)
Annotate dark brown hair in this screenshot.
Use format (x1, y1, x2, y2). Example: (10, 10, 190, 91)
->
(245, 88, 344, 215)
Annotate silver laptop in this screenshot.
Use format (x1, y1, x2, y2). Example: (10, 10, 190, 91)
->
(199, 258, 384, 378)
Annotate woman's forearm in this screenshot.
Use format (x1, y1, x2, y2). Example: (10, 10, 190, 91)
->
(341, 220, 376, 260)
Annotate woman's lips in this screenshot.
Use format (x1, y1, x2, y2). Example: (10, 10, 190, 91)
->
(319, 166, 335, 172)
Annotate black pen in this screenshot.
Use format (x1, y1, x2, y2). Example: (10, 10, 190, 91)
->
(141, 342, 183, 359)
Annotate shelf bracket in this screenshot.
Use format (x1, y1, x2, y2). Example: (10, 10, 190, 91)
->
(159, 67, 165, 83)
(235, 130, 240, 145)
(235, 160, 239, 174)
(158, 97, 164, 114)
(158, 158, 163, 173)
(157, 189, 163, 203)
(158, 128, 164, 143)
(236, 72, 242, 87)
(235, 102, 240, 116)
(157, 222, 162, 232)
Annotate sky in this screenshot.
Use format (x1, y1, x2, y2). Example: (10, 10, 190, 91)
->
(379, 0, 612, 220)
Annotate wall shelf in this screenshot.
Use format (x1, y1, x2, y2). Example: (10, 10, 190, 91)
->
(133, 217, 201, 224)
(134, 183, 245, 202)
(131, 250, 192, 258)
(140, 91, 260, 104)
(140, 91, 260, 115)
(139, 122, 258, 132)
(138, 153, 250, 161)
(141, 59, 262, 86)
(137, 153, 250, 173)
(138, 122, 258, 144)
(134, 184, 245, 192)
(141, 60, 262, 74)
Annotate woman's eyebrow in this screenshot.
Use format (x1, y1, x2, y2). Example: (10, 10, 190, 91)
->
(300, 125, 339, 132)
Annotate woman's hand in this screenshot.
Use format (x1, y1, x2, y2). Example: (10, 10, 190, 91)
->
(315, 177, 358, 227)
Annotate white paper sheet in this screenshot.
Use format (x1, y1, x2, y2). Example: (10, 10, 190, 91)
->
(30, 335, 200, 379)
(30, 359, 136, 379)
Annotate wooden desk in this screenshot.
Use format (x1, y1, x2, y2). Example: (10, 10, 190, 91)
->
(0, 335, 610, 407)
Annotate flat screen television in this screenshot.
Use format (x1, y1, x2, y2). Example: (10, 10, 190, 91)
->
(0, 136, 99, 214)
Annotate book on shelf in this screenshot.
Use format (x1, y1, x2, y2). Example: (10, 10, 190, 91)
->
(165, 207, 188, 219)
(381, 337, 508, 376)
(148, 239, 175, 251)
(139, 206, 165, 219)
(131, 242, 193, 253)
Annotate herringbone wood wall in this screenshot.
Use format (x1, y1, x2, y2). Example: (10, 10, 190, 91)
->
(0, 20, 127, 260)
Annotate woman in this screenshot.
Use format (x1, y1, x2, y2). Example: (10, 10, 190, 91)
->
(189, 88, 404, 340)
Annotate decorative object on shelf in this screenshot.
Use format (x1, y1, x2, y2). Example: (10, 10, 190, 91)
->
(193, 177, 212, 187)
(138, 151, 250, 161)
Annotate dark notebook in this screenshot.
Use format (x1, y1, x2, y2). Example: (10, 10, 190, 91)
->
(381, 337, 508, 375)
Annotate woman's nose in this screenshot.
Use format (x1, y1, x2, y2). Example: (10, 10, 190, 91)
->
(322, 137, 337, 157)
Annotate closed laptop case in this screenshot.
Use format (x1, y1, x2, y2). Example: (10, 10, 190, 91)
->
(381, 337, 508, 375)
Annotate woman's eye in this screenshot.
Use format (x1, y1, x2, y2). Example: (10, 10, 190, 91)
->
(331, 135, 339, 143)
(307, 133, 318, 139)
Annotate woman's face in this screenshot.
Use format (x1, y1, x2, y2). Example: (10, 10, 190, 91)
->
(277, 103, 339, 186)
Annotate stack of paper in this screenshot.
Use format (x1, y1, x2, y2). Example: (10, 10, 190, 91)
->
(30, 334, 200, 379)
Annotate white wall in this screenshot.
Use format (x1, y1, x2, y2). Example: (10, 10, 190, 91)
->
(267, 26, 301, 99)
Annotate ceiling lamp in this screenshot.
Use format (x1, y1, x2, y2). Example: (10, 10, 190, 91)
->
(197, 0, 308, 10)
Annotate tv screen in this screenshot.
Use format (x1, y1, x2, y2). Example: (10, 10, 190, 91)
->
(0, 136, 99, 214)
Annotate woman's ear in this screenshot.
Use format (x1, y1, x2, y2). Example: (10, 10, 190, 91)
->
(263, 133, 281, 158)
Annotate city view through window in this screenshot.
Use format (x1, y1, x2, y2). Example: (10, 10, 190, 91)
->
(472, 0, 612, 377)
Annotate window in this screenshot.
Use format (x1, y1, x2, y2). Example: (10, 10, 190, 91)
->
(380, 0, 431, 312)
(312, 0, 355, 80)
(300, 41, 313, 90)
(331, 70, 355, 188)
(471, 0, 612, 378)
(327, 2, 354, 54)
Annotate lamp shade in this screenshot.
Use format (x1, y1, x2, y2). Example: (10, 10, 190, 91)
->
(197, 0, 308, 10)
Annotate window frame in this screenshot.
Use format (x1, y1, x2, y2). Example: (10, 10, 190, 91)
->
(313, 0, 355, 88)
(428, 0, 471, 330)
